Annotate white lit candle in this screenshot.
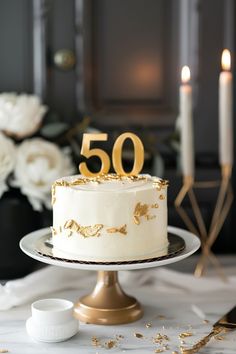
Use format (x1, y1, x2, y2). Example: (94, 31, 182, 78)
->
(219, 49, 233, 166)
(180, 66, 194, 179)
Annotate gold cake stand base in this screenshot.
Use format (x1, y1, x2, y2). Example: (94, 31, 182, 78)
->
(74, 270, 143, 325)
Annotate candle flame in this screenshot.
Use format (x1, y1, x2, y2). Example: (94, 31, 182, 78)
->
(221, 49, 231, 71)
(181, 66, 191, 83)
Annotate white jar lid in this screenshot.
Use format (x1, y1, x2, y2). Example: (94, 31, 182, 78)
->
(26, 298, 79, 342)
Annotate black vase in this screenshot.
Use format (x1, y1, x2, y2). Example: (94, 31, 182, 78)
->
(0, 188, 44, 279)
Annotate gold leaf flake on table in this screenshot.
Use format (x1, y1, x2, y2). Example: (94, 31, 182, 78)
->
(203, 319, 209, 324)
(179, 332, 193, 339)
(153, 333, 169, 344)
(215, 335, 225, 340)
(134, 332, 144, 338)
(91, 336, 101, 347)
(145, 322, 152, 328)
(104, 340, 117, 349)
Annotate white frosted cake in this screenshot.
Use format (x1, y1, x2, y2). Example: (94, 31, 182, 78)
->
(51, 174, 168, 261)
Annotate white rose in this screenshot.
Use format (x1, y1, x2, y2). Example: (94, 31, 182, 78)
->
(0, 132, 16, 198)
(0, 93, 47, 138)
(12, 138, 75, 211)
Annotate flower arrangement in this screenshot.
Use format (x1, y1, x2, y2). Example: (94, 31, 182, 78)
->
(0, 92, 92, 211)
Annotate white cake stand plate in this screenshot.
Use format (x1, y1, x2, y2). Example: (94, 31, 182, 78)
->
(20, 226, 200, 325)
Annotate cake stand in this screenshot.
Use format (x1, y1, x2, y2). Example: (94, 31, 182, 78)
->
(20, 226, 200, 325)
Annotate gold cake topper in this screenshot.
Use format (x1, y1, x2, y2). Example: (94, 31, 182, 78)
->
(79, 132, 144, 177)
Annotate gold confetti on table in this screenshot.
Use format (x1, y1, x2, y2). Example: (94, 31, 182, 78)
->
(153, 333, 169, 344)
(116, 334, 124, 340)
(134, 332, 144, 338)
(215, 335, 225, 341)
(203, 319, 209, 324)
(91, 336, 101, 347)
(172, 351, 179, 354)
(154, 349, 164, 353)
(0, 350, 9, 353)
(179, 332, 193, 339)
(104, 340, 117, 349)
(158, 315, 166, 320)
(145, 322, 152, 328)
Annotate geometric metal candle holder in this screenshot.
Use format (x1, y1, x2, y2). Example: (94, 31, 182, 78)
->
(175, 164, 233, 281)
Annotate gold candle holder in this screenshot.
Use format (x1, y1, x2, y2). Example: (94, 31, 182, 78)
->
(174, 164, 233, 281)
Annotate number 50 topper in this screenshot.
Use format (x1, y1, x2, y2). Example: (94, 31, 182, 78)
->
(79, 132, 144, 177)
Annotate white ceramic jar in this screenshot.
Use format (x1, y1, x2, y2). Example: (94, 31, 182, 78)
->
(26, 298, 79, 342)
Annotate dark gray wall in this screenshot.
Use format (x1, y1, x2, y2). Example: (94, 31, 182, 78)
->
(0, 0, 234, 155)
(0, 0, 33, 93)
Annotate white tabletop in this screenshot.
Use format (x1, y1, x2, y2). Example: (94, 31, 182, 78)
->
(1, 256, 236, 354)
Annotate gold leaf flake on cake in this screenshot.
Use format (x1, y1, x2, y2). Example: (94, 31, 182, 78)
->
(151, 203, 159, 209)
(50, 226, 57, 236)
(107, 224, 127, 235)
(145, 215, 156, 221)
(159, 194, 165, 200)
(64, 219, 80, 233)
(133, 202, 157, 224)
(80, 224, 103, 237)
(152, 178, 169, 190)
(133, 202, 149, 224)
(51, 180, 71, 205)
(64, 219, 103, 238)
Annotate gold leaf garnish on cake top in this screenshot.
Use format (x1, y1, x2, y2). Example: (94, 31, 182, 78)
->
(107, 224, 127, 235)
(153, 178, 169, 190)
(64, 219, 103, 237)
(51, 180, 71, 205)
(51, 174, 149, 205)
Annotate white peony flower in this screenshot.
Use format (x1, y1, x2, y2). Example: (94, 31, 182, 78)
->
(0, 93, 47, 138)
(0, 132, 16, 198)
(12, 138, 75, 211)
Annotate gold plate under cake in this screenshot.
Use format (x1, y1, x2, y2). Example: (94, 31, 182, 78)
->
(35, 233, 185, 265)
